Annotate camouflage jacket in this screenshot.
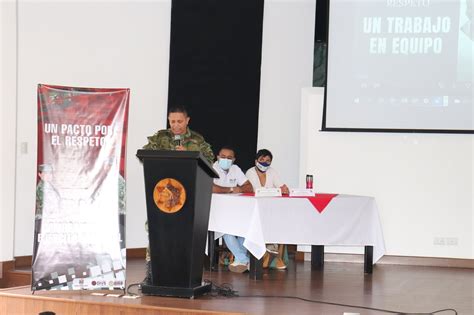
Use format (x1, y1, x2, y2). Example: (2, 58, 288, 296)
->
(118, 175, 126, 215)
(143, 128, 214, 164)
(35, 180, 61, 220)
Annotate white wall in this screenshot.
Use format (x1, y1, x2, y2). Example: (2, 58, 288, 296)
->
(300, 88, 473, 259)
(258, 0, 316, 188)
(0, 0, 17, 263)
(13, 0, 171, 255)
(9, 0, 317, 258)
(4, 0, 472, 260)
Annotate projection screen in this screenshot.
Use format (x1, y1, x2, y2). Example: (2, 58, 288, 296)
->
(323, 0, 473, 133)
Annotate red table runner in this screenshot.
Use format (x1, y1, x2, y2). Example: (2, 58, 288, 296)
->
(239, 193, 338, 213)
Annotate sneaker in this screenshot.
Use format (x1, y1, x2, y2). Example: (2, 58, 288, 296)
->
(271, 257, 287, 270)
(228, 261, 249, 273)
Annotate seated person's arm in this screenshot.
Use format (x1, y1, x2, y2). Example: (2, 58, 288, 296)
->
(269, 168, 289, 194)
(236, 180, 253, 193)
(212, 184, 233, 193)
(212, 180, 254, 194)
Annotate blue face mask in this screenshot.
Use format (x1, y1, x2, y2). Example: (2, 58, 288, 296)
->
(218, 158, 233, 171)
(256, 161, 270, 173)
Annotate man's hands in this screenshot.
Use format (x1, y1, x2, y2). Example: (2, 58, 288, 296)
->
(280, 184, 289, 195)
(232, 186, 242, 193)
(212, 181, 254, 194)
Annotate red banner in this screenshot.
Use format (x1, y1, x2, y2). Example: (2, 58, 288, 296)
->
(33, 84, 129, 291)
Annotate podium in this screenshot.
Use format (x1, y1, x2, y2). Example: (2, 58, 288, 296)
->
(136, 150, 218, 298)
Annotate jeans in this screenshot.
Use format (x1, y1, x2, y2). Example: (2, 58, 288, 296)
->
(223, 234, 249, 264)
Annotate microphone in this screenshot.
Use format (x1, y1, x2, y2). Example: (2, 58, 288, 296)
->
(173, 135, 182, 148)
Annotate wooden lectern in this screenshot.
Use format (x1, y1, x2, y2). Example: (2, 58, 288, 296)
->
(136, 150, 218, 298)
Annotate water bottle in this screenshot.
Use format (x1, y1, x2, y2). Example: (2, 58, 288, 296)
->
(306, 174, 313, 189)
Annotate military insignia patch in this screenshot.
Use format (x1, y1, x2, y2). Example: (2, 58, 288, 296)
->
(153, 178, 186, 213)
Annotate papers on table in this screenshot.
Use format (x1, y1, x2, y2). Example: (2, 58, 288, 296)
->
(289, 188, 315, 197)
(255, 188, 282, 197)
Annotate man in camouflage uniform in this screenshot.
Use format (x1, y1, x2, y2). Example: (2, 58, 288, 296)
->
(143, 111, 214, 164)
(34, 164, 61, 260)
(141, 106, 214, 284)
(35, 164, 61, 220)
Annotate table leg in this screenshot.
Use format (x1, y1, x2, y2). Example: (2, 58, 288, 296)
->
(249, 254, 263, 280)
(311, 245, 324, 270)
(364, 246, 373, 274)
(207, 231, 216, 271)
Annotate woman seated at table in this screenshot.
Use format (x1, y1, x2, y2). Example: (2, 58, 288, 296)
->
(246, 149, 290, 270)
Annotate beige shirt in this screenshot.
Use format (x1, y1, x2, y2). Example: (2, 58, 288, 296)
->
(245, 166, 283, 190)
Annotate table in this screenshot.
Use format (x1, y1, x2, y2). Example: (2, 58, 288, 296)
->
(207, 193, 386, 279)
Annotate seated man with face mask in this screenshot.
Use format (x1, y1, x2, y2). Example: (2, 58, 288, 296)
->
(212, 145, 253, 273)
(246, 149, 289, 270)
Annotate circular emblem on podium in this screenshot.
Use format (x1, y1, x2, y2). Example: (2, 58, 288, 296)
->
(153, 178, 186, 213)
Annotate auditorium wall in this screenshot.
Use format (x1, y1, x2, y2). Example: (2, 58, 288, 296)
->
(2, 0, 471, 261)
(299, 88, 473, 259)
(7, 0, 317, 258)
(12, 1, 172, 255)
(257, 0, 316, 189)
(0, 0, 17, 262)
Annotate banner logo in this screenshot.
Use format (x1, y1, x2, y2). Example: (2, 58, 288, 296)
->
(153, 178, 186, 213)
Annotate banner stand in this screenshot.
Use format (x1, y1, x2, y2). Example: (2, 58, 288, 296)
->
(33, 84, 130, 292)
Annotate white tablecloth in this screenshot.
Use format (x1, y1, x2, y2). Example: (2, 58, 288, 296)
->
(208, 193, 386, 263)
